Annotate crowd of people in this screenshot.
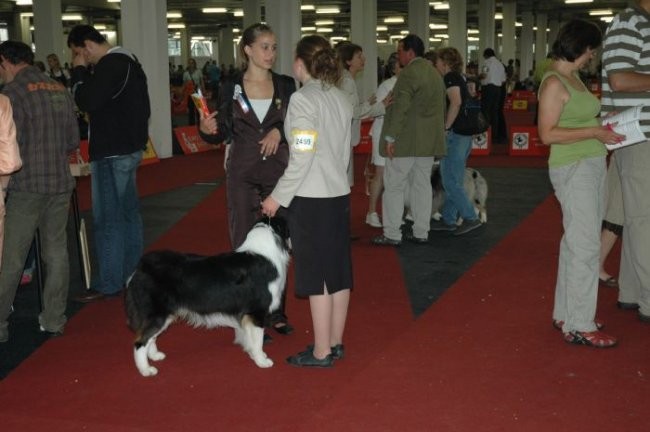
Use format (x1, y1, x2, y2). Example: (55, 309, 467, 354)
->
(2, 1, 650, 360)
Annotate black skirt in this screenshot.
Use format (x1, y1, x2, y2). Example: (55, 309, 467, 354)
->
(288, 195, 353, 297)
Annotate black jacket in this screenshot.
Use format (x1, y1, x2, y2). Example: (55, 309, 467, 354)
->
(199, 71, 295, 148)
(71, 47, 150, 161)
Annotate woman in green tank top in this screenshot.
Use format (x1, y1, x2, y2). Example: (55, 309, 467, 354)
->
(537, 19, 624, 349)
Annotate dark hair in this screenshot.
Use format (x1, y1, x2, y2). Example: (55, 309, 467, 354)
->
(423, 50, 437, 65)
(0, 41, 34, 65)
(400, 34, 424, 57)
(550, 19, 602, 62)
(436, 47, 464, 73)
(483, 48, 496, 58)
(296, 35, 340, 86)
(335, 41, 362, 70)
(384, 52, 399, 79)
(239, 23, 274, 70)
(67, 25, 107, 48)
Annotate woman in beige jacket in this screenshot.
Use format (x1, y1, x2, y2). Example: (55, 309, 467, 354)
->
(262, 35, 353, 368)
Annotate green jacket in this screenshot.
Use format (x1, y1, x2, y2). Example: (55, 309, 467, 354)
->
(379, 57, 447, 157)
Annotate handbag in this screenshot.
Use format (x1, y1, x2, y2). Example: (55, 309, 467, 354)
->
(452, 77, 489, 136)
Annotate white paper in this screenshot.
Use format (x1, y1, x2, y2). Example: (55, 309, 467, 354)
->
(604, 105, 647, 150)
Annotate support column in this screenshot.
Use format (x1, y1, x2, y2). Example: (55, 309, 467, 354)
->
(12, 13, 32, 46)
(180, 29, 190, 67)
(501, 0, 516, 67)
(548, 18, 560, 49)
(265, 0, 300, 78)
(32, 0, 63, 63)
(120, 0, 173, 159)
(351, 0, 377, 100)
(478, 0, 496, 63)
(408, 0, 429, 45)
(448, 0, 467, 63)
(218, 26, 235, 70)
(242, 0, 262, 30)
(535, 12, 548, 69)
(519, 11, 534, 85)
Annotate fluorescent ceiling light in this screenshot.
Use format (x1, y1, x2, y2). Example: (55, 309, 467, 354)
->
(495, 13, 503, 20)
(234, 10, 243, 17)
(62, 14, 83, 21)
(429, 23, 447, 29)
(233, 28, 240, 33)
(301, 26, 316, 31)
(316, 27, 333, 33)
(107, 0, 120, 2)
(589, 9, 613, 16)
(400, 30, 409, 35)
(168, 23, 186, 29)
(384, 17, 404, 24)
(565, 0, 593, 3)
(16, 0, 32, 5)
(316, 8, 340, 14)
(377, 39, 388, 44)
(191, 36, 205, 40)
(467, 29, 479, 34)
(94, 24, 107, 30)
(429, 38, 441, 42)
(20, 12, 33, 18)
(167, 12, 182, 19)
(202, 8, 227, 13)
(433, 2, 449, 10)
(600, 16, 614, 22)
(301, 5, 315, 10)
(377, 26, 388, 31)
(315, 20, 334, 26)
(433, 34, 449, 39)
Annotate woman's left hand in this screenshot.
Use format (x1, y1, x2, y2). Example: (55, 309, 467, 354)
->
(259, 128, 281, 157)
(261, 196, 280, 217)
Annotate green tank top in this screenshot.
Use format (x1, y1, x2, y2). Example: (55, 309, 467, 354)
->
(541, 71, 607, 167)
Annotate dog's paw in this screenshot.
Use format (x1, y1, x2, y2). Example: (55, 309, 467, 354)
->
(149, 351, 166, 362)
(138, 365, 159, 377)
(255, 357, 274, 368)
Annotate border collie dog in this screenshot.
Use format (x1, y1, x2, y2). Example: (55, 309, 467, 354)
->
(125, 217, 290, 377)
(431, 166, 488, 224)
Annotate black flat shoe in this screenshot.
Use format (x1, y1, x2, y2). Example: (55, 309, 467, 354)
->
(272, 322, 294, 335)
(306, 343, 345, 360)
(617, 301, 639, 310)
(286, 348, 334, 368)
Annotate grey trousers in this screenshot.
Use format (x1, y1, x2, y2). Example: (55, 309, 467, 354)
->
(382, 156, 435, 240)
(549, 156, 606, 332)
(616, 140, 650, 316)
(0, 191, 71, 336)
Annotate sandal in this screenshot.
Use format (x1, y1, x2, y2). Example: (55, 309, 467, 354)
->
(553, 319, 604, 331)
(272, 322, 294, 335)
(563, 330, 617, 348)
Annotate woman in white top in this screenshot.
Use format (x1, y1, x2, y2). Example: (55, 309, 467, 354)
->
(336, 42, 384, 186)
(262, 35, 353, 368)
(366, 52, 400, 228)
(183, 58, 205, 125)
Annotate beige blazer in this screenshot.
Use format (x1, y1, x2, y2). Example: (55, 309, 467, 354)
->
(271, 79, 353, 207)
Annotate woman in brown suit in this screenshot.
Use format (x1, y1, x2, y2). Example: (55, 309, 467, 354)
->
(199, 23, 295, 335)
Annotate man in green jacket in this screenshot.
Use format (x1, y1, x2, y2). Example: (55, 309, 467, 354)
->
(372, 34, 446, 246)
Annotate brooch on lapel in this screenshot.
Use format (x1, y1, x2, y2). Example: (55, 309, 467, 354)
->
(233, 84, 250, 113)
(275, 98, 282, 110)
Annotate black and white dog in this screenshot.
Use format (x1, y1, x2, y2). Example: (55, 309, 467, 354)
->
(431, 166, 488, 223)
(125, 217, 290, 377)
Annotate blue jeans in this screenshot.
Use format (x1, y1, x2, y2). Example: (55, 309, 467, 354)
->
(90, 151, 143, 294)
(440, 131, 477, 225)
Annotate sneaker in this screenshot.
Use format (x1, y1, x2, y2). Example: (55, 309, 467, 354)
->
(365, 212, 382, 228)
(453, 219, 482, 236)
(39, 325, 63, 338)
(430, 220, 457, 232)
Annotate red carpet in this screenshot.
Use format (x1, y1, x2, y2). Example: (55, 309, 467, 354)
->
(0, 153, 647, 431)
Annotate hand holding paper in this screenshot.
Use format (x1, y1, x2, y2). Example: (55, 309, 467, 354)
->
(191, 89, 211, 118)
(603, 105, 647, 150)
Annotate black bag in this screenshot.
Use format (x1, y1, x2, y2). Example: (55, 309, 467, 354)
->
(452, 78, 489, 136)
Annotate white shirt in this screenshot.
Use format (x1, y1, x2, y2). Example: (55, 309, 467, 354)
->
(481, 56, 506, 87)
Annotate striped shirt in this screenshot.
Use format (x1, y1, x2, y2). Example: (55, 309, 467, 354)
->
(601, 5, 650, 138)
(2, 66, 79, 194)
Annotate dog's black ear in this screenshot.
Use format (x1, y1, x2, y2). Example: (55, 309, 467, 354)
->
(268, 216, 289, 240)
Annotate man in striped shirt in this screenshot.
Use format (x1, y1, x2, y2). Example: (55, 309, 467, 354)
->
(601, 0, 650, 324)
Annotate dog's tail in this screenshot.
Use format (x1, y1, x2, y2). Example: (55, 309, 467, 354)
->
(469, 168, 488, 222)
